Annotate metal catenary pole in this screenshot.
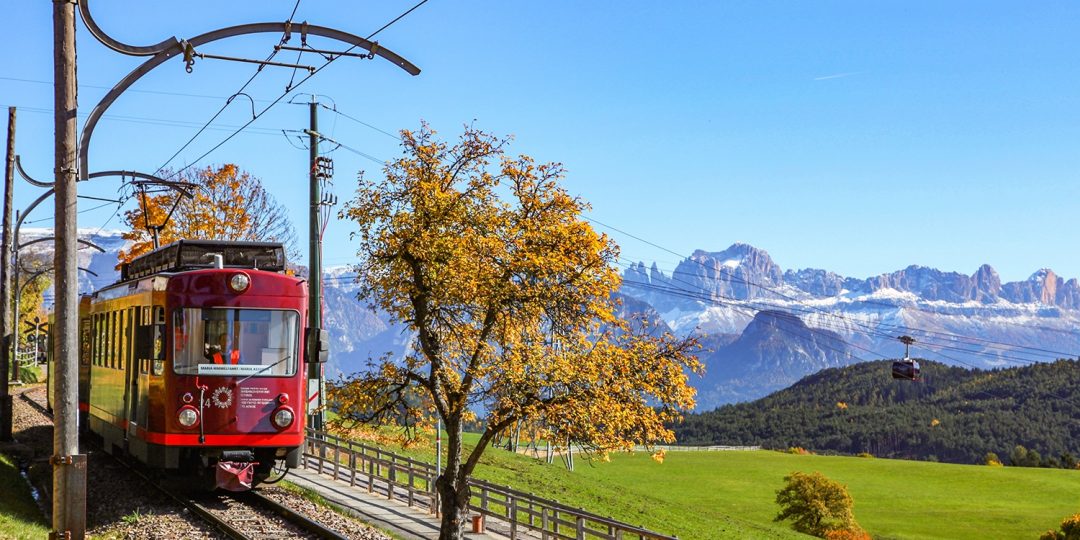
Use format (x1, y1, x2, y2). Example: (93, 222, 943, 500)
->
(307, 97, 324, 432)
(52, 0, 87, 538)
(0, 106, 14, 441)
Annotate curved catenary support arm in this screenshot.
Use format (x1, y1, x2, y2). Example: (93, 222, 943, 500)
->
(15, 155, 53, 188)
(13, 189, 55, 241)
(88, 170, 195, 199)
(79, 22, 421, 180)
(18, 236, 106, 254)
(79, 0, 179, 56)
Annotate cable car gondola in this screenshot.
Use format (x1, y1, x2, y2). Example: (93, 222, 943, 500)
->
(891, 335, 920, 381)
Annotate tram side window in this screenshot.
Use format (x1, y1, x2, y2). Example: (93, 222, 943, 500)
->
(79, 318, 91, 366)
(95, 313, 101, 368)
(99, 313, 106, 368)
(119, 310, 125, 370)
(106, 311, 114, 369)
(99, 313, 107, 368)
(110, 311, 118, 370)
(91, 314, 98, 366)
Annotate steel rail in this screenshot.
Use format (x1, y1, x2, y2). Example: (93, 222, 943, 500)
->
(18, 391, 345, 539)
(242, 490, 350, 540)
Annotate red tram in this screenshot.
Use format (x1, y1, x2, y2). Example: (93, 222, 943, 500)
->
(49, 240, 327, 490)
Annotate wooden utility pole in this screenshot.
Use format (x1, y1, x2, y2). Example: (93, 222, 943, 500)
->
(52, 0, 86, 538)
(307, 97, 324, 432)
(0, 107, 14, 441)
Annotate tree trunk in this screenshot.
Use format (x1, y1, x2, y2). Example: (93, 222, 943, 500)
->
(436, 415, 470, 540)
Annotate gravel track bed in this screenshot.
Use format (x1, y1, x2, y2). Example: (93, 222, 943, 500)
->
(11, 385, 223, 539)
(9, 385, 391, 539)
(256, 485, 392, 540)
(189, 491, 321, 539)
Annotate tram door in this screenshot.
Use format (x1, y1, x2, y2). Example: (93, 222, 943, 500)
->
(125, 307, 139, 439)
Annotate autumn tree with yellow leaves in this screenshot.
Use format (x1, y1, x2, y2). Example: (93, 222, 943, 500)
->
(332, 124, 702, 540)
(117, 164, 296, 263)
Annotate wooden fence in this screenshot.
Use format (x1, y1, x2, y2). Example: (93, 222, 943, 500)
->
(303, 430, 677, 540)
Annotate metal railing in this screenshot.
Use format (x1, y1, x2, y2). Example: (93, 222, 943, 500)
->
(303, 429, 677, 540)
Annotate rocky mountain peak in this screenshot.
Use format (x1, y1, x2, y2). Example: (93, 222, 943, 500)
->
(675, 243, 784, 301)
(971, 264, 1001, 303)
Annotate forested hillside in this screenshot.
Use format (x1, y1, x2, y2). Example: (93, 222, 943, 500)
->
(674, 359, 1080, 465)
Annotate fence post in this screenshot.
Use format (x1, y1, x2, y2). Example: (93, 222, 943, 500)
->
(388, 465, 395, 500)
(334, 443, 340, 481)
(318, 441, 326, 475)
(541, 507, 549, 540)
(350, 451, 358, 487)
(509, 496, 517, 540)
(576, 516, 585, 540)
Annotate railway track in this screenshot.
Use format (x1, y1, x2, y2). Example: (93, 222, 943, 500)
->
(180, 488, 349, 540)
(18, 389, 350, 540)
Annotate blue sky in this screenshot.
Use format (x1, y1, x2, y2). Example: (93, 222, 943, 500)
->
(2, 1, 1079, 285)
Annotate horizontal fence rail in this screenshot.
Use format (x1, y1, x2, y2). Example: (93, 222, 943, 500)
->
(303, 429, 676, 540)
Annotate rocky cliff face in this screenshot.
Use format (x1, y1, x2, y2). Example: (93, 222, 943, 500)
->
(672, 244, 785, 302)
(782, 268, 847, 297)
(695, 310, 851, 407)
(999, 269, 1080, 308)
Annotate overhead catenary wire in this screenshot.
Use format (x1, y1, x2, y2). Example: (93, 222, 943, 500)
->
(153, 0, 305, 175)
(158, 0, 431, 184)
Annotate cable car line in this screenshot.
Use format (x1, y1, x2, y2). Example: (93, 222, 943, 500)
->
(618, 259, 1046, 365)
(596, 221, 1079, 358)
(617, 259, 1056, 367)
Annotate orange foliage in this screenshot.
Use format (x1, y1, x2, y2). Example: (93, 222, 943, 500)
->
(118, 164, 295, 265)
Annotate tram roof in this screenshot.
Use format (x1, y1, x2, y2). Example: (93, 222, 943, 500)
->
(120, 240, 287, 281)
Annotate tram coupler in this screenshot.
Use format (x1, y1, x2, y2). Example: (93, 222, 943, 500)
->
(215, 460, 256, 492)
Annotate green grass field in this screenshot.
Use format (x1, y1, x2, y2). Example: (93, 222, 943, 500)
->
(358, 429, 1080, 540)
(0, 453, 50, 539)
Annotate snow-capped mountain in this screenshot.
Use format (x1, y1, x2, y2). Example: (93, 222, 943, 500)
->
(621, 243, 1080, 409)
(18, 228, 130, 297)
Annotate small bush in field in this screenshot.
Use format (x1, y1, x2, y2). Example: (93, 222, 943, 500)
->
(1039, 512, 1080, 540)
(775, 471, 859, 537)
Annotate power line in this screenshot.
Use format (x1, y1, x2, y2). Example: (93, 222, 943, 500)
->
(319, 104, 401, 140)
(154, 0, 304, 175)
(0, 76, 276, 103)
(620, 274, 878, 363)
(0, 104, 287, 136)
(159, 0, 431, 184)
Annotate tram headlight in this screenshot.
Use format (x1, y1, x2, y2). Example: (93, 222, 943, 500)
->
(228, 273, 250, 293)
(177, 406, 200, 428)
(272, 407, 294, 429)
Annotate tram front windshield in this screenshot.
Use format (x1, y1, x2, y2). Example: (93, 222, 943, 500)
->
(173, 308, 298, 377)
